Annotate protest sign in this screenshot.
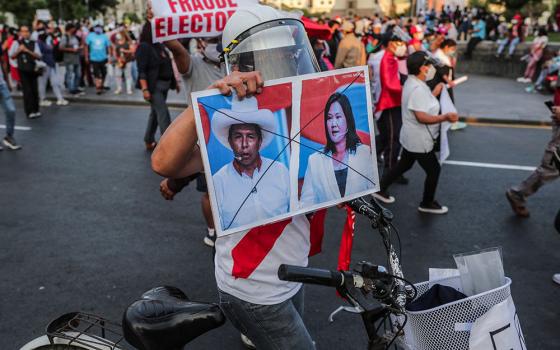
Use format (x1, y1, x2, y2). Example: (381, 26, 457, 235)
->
(151, 0, 258, 42)
(36, 9, 52, 22)
(192, 67, 379, 236)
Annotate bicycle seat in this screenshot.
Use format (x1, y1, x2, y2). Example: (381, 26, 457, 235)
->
(122, 286, 225, 350)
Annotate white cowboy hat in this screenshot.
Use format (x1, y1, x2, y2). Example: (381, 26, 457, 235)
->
(211, 96, 277, 150)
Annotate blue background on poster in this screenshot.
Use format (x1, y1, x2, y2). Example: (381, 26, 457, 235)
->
(197, 94, 291, 176)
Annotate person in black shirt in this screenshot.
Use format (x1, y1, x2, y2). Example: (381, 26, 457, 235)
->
(136, 22, 177, 151)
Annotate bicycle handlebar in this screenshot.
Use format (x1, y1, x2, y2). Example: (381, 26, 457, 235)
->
(278, 265, 345, 288)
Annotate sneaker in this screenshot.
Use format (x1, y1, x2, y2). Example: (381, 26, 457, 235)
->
(525, 85, 535, 93)
(553, 274, 560, 285)
(39, 99, 52, 107)
(505, 189, 530, 217)
(114, 88, 122, 95)
(240, 334, 256, 350)
(28, 112, 41, 119)
(418, 201, 449, 214)
(56, 99, 69, 106)
(516, 77, 525, 82)
(373, 191, 395, 204)
(127, 89, 133, 95)
(203, 230, 216, 247)
(3, 136, 22, 150)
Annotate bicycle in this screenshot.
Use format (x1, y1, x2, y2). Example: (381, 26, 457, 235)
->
(21, 196, 416, 350)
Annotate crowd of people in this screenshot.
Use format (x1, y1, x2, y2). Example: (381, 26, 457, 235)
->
(1, 4, 559, 348)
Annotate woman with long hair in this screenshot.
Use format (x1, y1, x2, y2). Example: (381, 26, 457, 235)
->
(135, 21, 177, 150)
(300, 92, 375, 206)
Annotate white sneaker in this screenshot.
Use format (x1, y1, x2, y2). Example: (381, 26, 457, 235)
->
(114, 88, 122, 95)
(39, 100, 52, 107)
(240, 334, 256, 350)
(127, 89, 133, 95)
(516, 77, 525, 82)
(57, 99, 69, 106)
(553, 274, 560, 285)
(373, 191, 395, 204)
(418, 201, 449, 214)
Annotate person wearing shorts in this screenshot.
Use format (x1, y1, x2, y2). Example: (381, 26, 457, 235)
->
(85, 24, 111, 95)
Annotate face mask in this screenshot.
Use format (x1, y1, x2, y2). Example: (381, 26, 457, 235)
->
(94, 27, 103, 34)
(203, 43, 221, 63)
(394, 44, 407, 57)
(447, 50, 457, 57)
(425, 65, 436, 80)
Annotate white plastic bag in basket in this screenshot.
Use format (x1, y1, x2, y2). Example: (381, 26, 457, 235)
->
(468, 296, 526, 350)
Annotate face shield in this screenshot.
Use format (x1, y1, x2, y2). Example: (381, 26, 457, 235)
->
(224, 19, 320, 81)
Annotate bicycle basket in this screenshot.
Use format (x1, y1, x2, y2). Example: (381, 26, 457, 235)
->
(403, 276, 512, 350)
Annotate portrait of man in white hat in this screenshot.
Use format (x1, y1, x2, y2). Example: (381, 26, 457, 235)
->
(210, 96, 290, 232)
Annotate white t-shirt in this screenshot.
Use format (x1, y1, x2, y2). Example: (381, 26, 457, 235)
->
(182, 53, 226, 106)
(215, 215, 310, 305)
(213, 157, 290, 231)
(400, 75, 441, 153)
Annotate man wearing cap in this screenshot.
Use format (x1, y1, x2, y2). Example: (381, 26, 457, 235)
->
(211, 97, 290, 231)
(375, 29, 409, 191)
(334, 21, 366, 69)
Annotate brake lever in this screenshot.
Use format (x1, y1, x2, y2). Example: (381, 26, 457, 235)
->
(328, 305, 364, 323)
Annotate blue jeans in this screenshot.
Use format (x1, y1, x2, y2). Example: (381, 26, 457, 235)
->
(0, 82, 16, 137)
(219, 287, 315, 350)
(65, 63, 81, 92)
(497, 37, 520, 56)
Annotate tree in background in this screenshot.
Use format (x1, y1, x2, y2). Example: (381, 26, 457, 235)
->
(488, 0, 546, 18)
(0, 0, 118, 25)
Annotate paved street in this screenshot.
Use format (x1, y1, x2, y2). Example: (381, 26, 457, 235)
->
(1, 101, 559, 349)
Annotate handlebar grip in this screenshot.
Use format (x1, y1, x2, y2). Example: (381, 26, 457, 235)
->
(278, 265, 344, 287)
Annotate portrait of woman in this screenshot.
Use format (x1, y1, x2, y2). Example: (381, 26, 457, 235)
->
(299, 92, 375, 207)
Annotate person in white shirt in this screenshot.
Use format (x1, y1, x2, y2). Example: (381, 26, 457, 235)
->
(152, 5, 322, 349)
(211, 97, 290, 231)
(374, 51, 458, 214)
(300, 92, 375, 206)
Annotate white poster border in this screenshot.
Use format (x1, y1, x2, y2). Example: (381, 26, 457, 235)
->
(192, 66, 379, 237)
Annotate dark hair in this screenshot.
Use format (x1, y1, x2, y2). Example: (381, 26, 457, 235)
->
(407, 51, 430, 75)
(65, 23, 75, 31)
(139, 21, 152, 44)
(440, 39, 457, 49)
(323, 93, 361, 155)
(538, 27, 547, 37)
(228, 123, 263, 142)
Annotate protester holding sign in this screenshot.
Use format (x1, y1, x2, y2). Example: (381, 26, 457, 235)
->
(152, 5, 321, 349)
(375, 51, 458, 214)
